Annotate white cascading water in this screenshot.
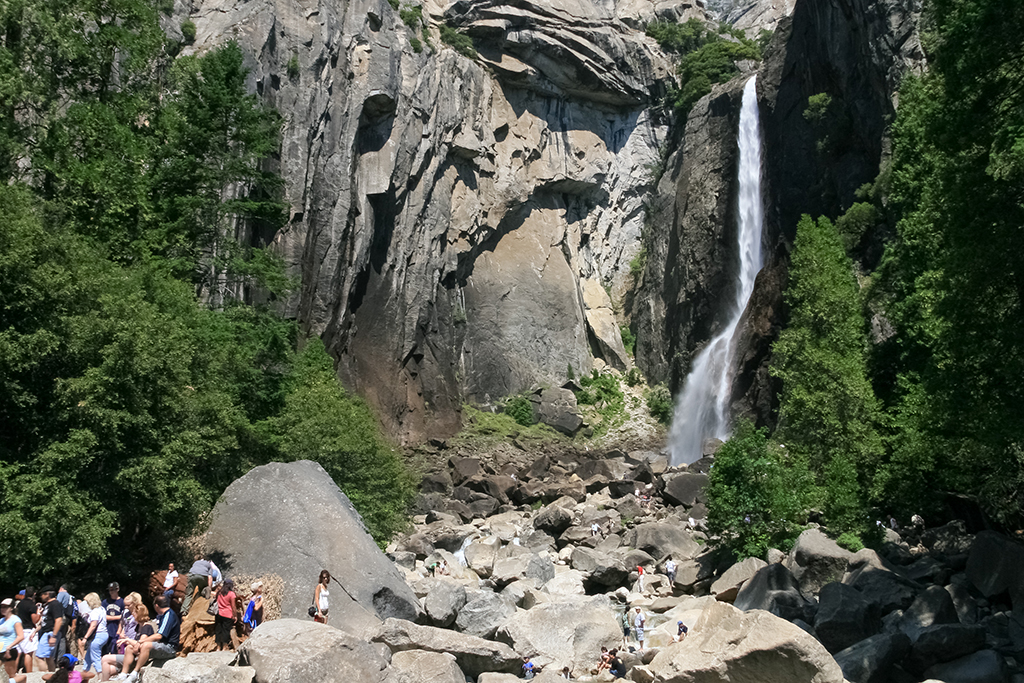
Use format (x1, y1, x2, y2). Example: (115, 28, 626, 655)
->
(668, 75, 765, 466)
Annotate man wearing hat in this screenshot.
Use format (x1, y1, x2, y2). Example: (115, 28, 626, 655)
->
(34, 586, 63, 671)
(102, 583, 124, 656)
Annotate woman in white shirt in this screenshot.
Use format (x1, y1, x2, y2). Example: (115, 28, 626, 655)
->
(77, 593, 108, 673)
(312, 570, 330, 624)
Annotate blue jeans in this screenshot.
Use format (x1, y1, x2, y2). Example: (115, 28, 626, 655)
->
(85, 629, 108, 672)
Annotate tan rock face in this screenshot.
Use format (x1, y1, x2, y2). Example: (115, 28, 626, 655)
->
(649, 601, 844, 683)
(176, 0, 676, 443)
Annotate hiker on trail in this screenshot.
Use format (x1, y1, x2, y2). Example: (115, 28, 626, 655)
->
(591, 522, 600, 537)
(673, 621, 688, 643)
(116, 595, 180, 683)
(181, 556, 215, 616)
(664, 557, 677, 585)
(79, 593, 107, 673)
(242, 582, 263, 635)
(214, 579, 238, 651)
(619, 609, 631, 647)
(162, 564, 178, 600)
(1, 598, 26, 682)
(36, 586, 64, 671)
(633, 607, 645, 652)
(522, 656, 534, 680)
(101, 584, 123, 657)
(313, 570, 330, 624)
(15, 587, 37, 673)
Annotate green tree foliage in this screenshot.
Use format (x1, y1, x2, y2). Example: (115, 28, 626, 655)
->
(645, 18, 708, 54)
(503, 395, 535, 427)
(0, 2, 416, 584)
(644, 384, 672, 424)
(877, 0, 1024, 526)
(705, 423, 811, 559)
(771, 215, 881, 533)
(440, 25, 476, 59)
(260, 341, 416, 544)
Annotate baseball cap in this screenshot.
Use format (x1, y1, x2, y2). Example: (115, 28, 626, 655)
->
(39, 585, 55, 594)
(16, 590, 25, 598)
(1, 598, 12, 607)
(677, 620, 683, 624)
(107, 582, 119, 591)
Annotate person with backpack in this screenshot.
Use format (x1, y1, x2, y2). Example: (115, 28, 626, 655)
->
(55, 586, 77, 661)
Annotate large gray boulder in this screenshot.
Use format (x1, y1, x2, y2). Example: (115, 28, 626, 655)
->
(660, 473, 708, 508)
(833, 633, 911, 683)
(423, 578, 467, 628)
(455, 591, 517, 639)
(533, 505, 574, 535)
(648, 601, 844, 683)
(465, 537, 501, 578)
(734, 562, 813, 622)
(145, 652, 255, 683)
(495, 597, 620, 672)
(906, 624, 986, 674)
(966, 531, 1024, 599)
(531, 388, 584, 436)
(570, 547, 629, 587)
(922, 649, 1009, 683)
(843, 549, 920, 614)
(205, 461, 421, 632)
(623, 522, 701, 561)
(382, 650, 465, 683)
(786, 529, 855, 594)
(900, 585, 960, 639)
(491, 553, 555, 587)
(814, 582, 880, 653)
(239, 619, 389, 683)
(710, 557, 767, 603)
(374, 618, 521, 678)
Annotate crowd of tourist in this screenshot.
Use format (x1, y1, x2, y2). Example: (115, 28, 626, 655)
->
(0, 556, 265, 683)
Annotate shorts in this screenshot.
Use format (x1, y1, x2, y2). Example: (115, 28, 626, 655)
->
(17, 629, 36, 654)
(634, 628, 644, 642)
(36, 631, 56, 659)
(149, 643, 177, 661)
(622, 626, 630, 637)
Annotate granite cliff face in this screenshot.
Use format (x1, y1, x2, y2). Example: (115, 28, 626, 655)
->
(172, 0, 922, 442)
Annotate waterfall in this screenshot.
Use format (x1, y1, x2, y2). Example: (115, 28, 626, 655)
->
(668, 75, 765, 466)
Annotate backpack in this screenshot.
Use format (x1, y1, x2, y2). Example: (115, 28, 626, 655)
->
(63, 594, 78, 623)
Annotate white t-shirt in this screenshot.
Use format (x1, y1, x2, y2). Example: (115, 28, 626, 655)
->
(163, 570, 179, 589)
(88, 606, 106, 626)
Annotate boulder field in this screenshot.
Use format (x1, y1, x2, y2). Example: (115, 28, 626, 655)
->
(144, 454, 1024, 683)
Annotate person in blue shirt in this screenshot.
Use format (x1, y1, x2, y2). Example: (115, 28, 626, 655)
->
(522, 656, 534, 679)
(115, 596, 179, 683)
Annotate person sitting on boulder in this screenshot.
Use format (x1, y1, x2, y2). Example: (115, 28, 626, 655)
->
(115, 595, 179, 683)
(42, 654, 92, 683)
(522, 656, 534, 680)
(161, 564, 178, 601)
(595, 647, 611, 673)
(313, 570, 330, 624)
(608, 649, 625, 679)
(672, 621, 688, 643)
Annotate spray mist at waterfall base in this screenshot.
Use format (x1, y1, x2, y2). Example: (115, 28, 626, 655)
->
(669, 75, 765, 466)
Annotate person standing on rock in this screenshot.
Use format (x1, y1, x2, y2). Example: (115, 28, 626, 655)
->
(636, 565, 645, 593)
(180, 556, 214, 616)
(633, 607, 645, 652)
(312, 570, 330, 624)
(213, 579, 237, 651)
(664, 557, 676, 586)
(521, 656, 534, 680)
(619, 610, 631, 648)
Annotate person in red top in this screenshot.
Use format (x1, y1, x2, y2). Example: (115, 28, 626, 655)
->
(214, 580, 238, 652)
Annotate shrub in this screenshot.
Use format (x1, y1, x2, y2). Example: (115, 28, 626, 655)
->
(835, 201, 877, 252)
(504, 394, 534, 427)
(399, 5, 422, 29)
(620, 325, 636, 356)
(624, 367, 644, 387)
(286, 54, 300, 79)
(387, 0, 399, 9)
(705, 422, 813, 559)
(440, 24, 476, 59)
(644, 384, 672, 424)
(180, 20, 196, 44)
(410, 37, 423, 53)
(673, 37, 760, 113)
(646, 18, 709, 54)
(835, 531, 864, 553)
(630, 247, 647, 280)
(567, 363, 575, 381)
